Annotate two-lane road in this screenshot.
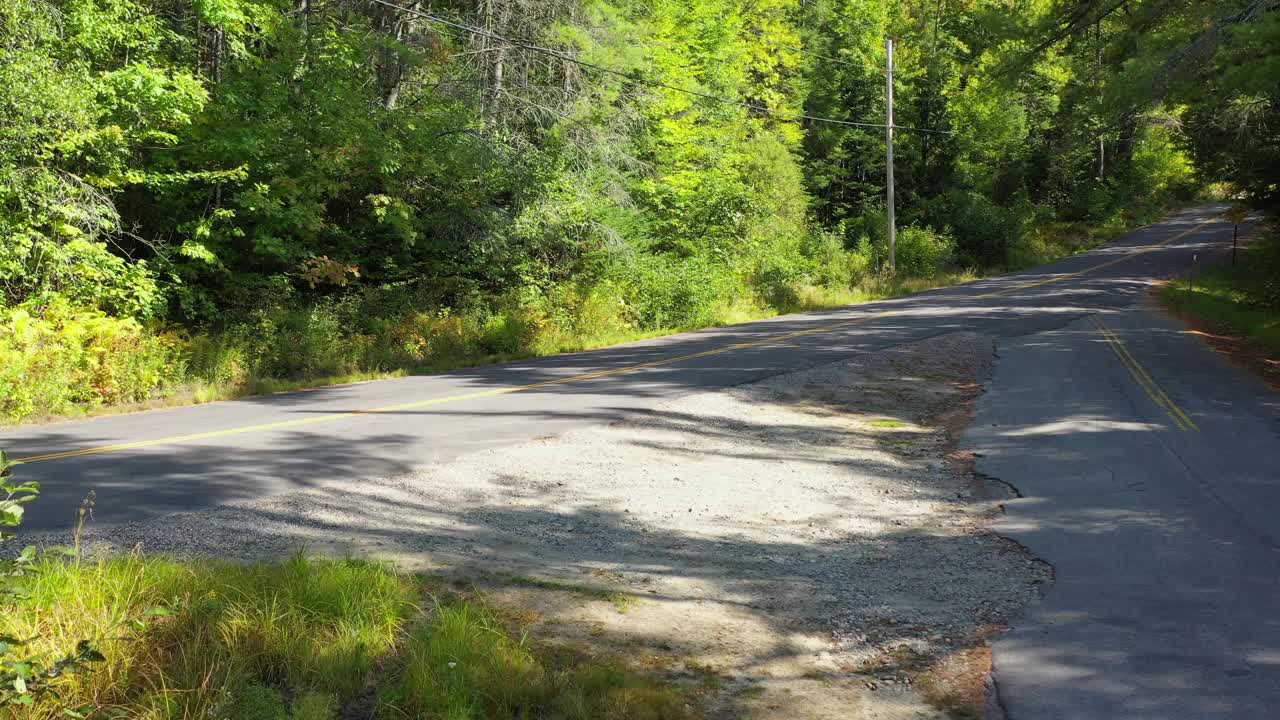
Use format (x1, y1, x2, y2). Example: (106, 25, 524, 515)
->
(5, 206, 1280, 718)
(1, 207, 1243, 531)
(966, 254, 1280, 715)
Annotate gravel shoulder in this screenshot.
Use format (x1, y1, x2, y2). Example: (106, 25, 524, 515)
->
(48, 331, 1048, 718)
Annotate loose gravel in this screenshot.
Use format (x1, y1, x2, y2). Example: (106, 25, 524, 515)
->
(46, 331, 1048, 718)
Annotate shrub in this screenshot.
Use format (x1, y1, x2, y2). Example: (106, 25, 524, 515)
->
(282, 302, 349, 377)
(887, 226, 956, 278)
(847, 237, 873, 283)
(513, 281, 633, 355)
(0, 300, 186, 424)
(564, 281, 632, 341)
(620, 255, 739, 330)
(801, 231, 855, 288)
(1082, 183, 1118, 223)
(475, 305, 537, 355)
(187, 332, 252, 387)
(753, 256, 804, 310)
(187, 301, 363, 383)
(927, 190, 1039, 268)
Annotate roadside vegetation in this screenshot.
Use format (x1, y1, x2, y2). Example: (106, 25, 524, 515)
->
(3, 555, 690, 719)
(1161, 227, 1280, 356)
(5, 0, 1271, 426)
(0, 452, 692, 719)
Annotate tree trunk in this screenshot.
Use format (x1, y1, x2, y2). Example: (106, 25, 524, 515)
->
(382, 1, 423, 109)
(485, 0, 509, 123)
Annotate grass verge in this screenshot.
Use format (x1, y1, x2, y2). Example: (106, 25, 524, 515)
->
(1158, 227, 1280, 369)
(7, 271, 983, 429)
(1, 552, 692, 720)
(383, 600, 688, 719)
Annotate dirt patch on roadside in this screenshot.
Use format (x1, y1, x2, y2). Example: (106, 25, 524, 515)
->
(62, 332, 1047, 718)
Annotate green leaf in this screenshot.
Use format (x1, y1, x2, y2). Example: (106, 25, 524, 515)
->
(0, 502, 23, 526)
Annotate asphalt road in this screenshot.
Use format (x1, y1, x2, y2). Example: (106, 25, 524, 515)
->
(0, 207, 1245, 530)
(966, 259, 1280, 715)
(3, 205, 1277, 716)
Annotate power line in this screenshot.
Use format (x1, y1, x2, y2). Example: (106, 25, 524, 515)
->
(368, 0, 952, 135)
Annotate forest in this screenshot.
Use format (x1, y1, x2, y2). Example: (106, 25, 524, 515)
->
(1, 0, 1277, 423)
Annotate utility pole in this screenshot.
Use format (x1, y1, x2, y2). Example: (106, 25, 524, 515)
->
(886, 36, 896, 274)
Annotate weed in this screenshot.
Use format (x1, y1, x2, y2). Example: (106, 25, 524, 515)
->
(682, 661, 726, 690)
(914, 646, 993, 720)
(1, 539, 694, 719)
(382, 600, 691, 719)
(291, 691, 340, 720)
(2, 552, 416, 718)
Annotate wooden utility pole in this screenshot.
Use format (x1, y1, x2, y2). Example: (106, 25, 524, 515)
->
(886, 37, 896, 274)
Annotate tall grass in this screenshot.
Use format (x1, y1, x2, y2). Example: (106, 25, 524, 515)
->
(382, 600, 689, 720)
(5, 552, 415, 719)
(1, 267, 960, 427)
(2, 553, 693, 720)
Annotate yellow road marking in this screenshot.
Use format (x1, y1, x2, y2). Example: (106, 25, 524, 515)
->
(15, 309, 901, 464)
(15, 219, 1218, 464)
(975, 220, 1213, 299)
(1094, 318, 1198, 431)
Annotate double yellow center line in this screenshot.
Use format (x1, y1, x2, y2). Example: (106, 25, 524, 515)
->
(15, 310, 902, 464)
(974, 220, 1211, 299)
(1094, 318, 1198, 431)
(14, 219, 1215, 464)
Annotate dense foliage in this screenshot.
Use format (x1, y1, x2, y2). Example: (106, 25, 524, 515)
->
(1, 0, 1275, 422)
